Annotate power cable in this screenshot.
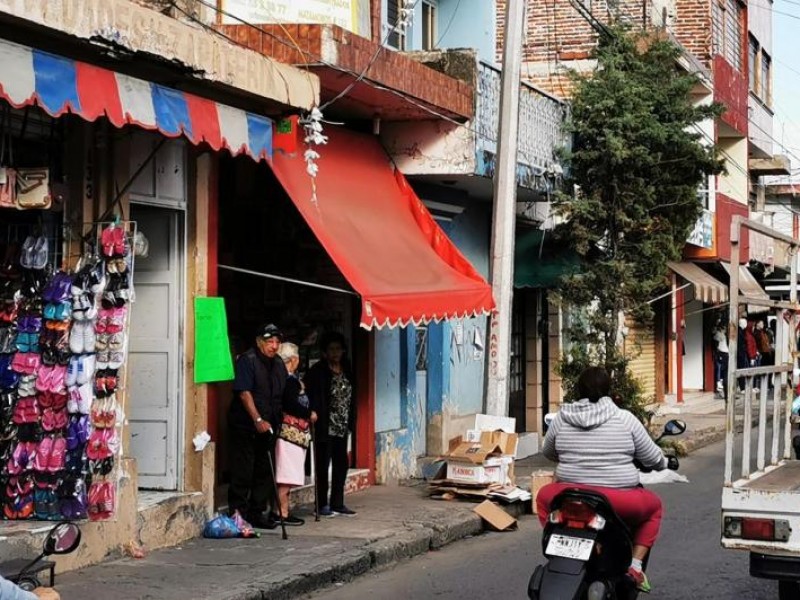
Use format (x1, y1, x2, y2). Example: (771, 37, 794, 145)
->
(435, 0, 463, 48)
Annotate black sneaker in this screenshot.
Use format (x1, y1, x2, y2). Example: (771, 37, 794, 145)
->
(248, 514, 278, 530)
(282, 514, 305, 526)
(331, 505, 357, 517)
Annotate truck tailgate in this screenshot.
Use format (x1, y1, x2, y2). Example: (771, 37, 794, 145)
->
(722, 461, 800, 553)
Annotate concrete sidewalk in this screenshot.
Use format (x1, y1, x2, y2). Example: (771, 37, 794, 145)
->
(53, 396, 733, 600)
(54, 484, 527, 600)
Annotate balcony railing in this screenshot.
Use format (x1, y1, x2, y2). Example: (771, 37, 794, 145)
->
(476, 62, 568, 179)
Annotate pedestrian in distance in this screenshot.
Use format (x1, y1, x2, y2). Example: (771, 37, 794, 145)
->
(713, 321, 729, 401)
(227, 323, 287, 530)
(304, 332, 357, 517)
(274, 342, 317, 526)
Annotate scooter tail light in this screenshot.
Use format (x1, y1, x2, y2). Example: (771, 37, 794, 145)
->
(558, 501, 600, 530)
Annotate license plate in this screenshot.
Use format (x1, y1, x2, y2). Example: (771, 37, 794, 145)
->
(545, 534, 595, 561)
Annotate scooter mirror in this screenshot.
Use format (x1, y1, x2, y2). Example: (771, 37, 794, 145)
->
(43, 522, 82, 555)
(663, 419, 687, 436)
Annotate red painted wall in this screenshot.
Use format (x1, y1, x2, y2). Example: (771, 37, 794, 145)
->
(713, 56, 749, 136)
(714, 194, 749, 263)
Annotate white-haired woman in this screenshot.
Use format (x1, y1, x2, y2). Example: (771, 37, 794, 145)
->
(274, 342, 317, 526)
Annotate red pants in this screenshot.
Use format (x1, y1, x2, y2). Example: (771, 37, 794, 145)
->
(536, 482, 663, 548)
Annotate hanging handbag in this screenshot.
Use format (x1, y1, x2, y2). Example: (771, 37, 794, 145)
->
(15, 168, 51, 210)
(278, 414, 311, 449)
(0, 107, 15, 209)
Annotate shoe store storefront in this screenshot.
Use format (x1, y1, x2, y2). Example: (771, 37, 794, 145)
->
(213, 121, 495, 491)
(0, 35, 288, 565)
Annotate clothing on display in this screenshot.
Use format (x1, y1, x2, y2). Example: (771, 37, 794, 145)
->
(0, 223, 134, 522)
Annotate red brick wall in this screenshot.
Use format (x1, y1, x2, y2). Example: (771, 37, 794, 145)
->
(496, 0, 721, 99)
(674, 0, 713, 68)
(219, 23, 473, 119)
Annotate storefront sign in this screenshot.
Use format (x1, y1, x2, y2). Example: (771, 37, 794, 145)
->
(687, 209, 713, 249)
(220, 0, 369, 36)
(0, 0, 319, 109)
(194, 297, 235, 383)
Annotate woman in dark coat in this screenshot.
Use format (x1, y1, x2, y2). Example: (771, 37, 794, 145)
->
(304, 332, 356, 516)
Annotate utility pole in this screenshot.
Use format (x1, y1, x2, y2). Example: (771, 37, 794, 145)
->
(486, 0, 526, 417)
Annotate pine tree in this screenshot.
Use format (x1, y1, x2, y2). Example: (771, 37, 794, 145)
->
(554, 25, 723, 411)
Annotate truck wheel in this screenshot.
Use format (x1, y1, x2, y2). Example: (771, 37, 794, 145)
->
(778, 580, 800, 600)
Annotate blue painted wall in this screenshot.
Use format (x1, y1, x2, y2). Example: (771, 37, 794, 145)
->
(374, 203, 491, 480)
(439, 206, 491, 416)
(438, 0, 497, 64)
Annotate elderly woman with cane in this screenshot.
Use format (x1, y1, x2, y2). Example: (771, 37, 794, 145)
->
(274, 342, 317, 526)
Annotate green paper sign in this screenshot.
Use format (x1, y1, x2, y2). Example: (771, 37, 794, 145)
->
(194, 297, 234, 383)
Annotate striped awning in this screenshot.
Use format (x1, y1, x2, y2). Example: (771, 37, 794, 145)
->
(668, 261, 728, 304)
(721, 263, 769, 313)
(0, 38, 272, 162)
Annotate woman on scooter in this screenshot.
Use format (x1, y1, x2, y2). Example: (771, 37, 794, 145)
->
(536, 366, 670, 594)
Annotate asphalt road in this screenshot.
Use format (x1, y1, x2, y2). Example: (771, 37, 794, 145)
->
(307, 440, 783, 600)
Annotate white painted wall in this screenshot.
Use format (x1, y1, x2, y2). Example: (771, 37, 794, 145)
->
(381, 120, 477, 175)
(683, 300, 705, 390)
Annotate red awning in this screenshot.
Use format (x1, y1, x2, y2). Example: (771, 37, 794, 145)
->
(270, 126, 495, 329)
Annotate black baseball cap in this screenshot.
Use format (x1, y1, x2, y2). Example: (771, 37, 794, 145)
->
(256, 323, 283, 341)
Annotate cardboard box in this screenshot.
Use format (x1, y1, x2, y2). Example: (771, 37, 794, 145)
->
(446, 440, 505, 484)
(480, 431, 519, 457)
(500, 455, 515, 486)
(531, 469, 555, 510)
(446, 461, 503, 485)
(464, 429, 482, 443)
(474, 414, 516, 434)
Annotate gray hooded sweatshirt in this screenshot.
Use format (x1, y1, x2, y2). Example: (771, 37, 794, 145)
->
(542, 396, 668, 488)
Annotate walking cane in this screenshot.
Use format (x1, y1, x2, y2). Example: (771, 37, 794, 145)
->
(266, 439, 288, 540)
(311, 422, 320, 522)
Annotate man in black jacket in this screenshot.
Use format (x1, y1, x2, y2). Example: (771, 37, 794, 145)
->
(228, 323, 287, 529)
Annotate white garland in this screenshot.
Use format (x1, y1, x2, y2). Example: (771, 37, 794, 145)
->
(299, 0, 417, 205)
(300, 107, 327, 205)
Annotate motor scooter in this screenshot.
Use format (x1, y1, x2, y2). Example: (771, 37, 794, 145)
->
(0, 521, 82, 591)
(528, 419, 685, 600)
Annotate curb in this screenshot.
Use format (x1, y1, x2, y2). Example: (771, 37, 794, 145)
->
(674, 426, 727, 455)
(219, 502, 526, 600)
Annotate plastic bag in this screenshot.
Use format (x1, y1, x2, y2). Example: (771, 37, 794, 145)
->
(203, 515, 241, 539)
(793, 396, 800, 416)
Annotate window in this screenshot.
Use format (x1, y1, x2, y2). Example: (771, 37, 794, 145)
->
(748, 35, 758, 92)
(712, 0, 743, 71)
(422, 0, 437, 51)
(761, 51, 772, 106)
(387, 0, 406, 50)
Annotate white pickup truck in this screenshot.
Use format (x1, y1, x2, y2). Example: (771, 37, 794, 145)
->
(720, 216, 800, 599)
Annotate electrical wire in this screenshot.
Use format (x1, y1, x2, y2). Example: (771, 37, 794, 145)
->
(434, 0, 462, 48)
(320, 0, 424, 110)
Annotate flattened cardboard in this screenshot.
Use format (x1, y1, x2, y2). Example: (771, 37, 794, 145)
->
(474, 500, 518, 531)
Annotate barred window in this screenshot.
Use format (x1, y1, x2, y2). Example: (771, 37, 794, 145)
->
(712, 0, 743, 71)
(761, 51, 772, 106)
(748, 35, 758, 92)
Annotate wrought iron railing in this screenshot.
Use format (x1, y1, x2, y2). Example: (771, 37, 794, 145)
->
(476, 62, 568, 173)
